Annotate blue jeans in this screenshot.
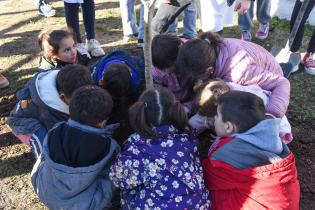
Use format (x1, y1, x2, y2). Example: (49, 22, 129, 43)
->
(120, 0, 144, 39)
(238, 0, 271, 31)
(168, 0, 197, 38)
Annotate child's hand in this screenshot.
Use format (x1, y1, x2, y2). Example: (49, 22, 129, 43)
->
(234, 0, 251, 14)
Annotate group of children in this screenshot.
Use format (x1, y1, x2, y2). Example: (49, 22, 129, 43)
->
(6, 27, 300, 209)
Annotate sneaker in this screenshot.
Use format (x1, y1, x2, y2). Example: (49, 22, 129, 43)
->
(76, 43, 91, 59)
(303, 53, 315, 75)
(123, 33, 138, 42)
(38, 3, 56, 17)
(241, 30, 252, 41)
(0, 74, 9, 89)
(255, 23, 269, 40)
(137, 39, 144, 48)
(289, 51, 301, 73)
(86, 39, 105, 57)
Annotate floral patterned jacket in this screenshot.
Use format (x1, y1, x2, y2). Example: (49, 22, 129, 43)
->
(109, 125, 211, 210)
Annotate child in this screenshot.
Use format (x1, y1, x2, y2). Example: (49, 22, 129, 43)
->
(6, 64, 94, 157)
(174, 31, 290, 118)
(151, 34, 184, 101)
(91, 50, 145, 143)
(202, 91, 300, 210)
(109, 87, 210, 209)
(31, 85, 120, 209)
(190, 79, 293, 143)
(38, 29, 89, 70)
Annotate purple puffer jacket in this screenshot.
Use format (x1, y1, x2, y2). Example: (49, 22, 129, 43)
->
(152, 38, 290, 117)
(213, 38, 290, 117)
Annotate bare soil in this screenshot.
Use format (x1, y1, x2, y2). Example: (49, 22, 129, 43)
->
(0, 0, 314, 209)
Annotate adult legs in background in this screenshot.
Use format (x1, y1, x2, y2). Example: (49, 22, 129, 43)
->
(120, 0, 139, 39)
(255, 0, 271, 39)
(64, 0, 104, 57)
(290, 0, 315, 74)
(64, 2, 82, 43)
(182, 1, 197, 39)
(120, 0, 144, 47)
(152, 0, 191, 36)
(199, 0, 234, 35)
(167, 1, 197, 39)
(238, 0, 271, 40)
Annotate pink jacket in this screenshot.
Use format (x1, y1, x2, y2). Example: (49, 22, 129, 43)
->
(214, 39, 290, 117)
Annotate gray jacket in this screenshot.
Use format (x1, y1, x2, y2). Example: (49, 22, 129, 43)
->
(31, 127, 120, 210)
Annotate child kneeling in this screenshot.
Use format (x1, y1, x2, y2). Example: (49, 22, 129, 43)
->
(31, 86, 120, 210)
(110, 87, 210, 209)
(202, 91, 300, 210)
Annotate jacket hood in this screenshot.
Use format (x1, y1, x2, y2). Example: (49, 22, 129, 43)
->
(35, 128, 119, 198)
(234, 118, 283, 154)
(34, 70, 69, 114)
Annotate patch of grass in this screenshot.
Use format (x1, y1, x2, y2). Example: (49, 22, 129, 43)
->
(270, 16, 314, 36)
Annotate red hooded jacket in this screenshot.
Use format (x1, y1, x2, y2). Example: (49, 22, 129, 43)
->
(202, 136, 300, 210)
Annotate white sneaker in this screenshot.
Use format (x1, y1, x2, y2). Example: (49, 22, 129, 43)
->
(76, 43, 91, 59)
(86, 39, 105, 57)
(38, 3, 56, 17)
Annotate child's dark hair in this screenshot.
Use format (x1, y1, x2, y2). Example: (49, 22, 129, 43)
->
(129, 86, 188, 138)
(194, 79, 230, 117)
(217, 91, 265, 133)
(176, 32, 223, 102)
(56, 64, 94, 98)
(152, 34, 182, 70)
(38, 28, 75, 57)
(69, 85, 113, 127)
(101, 63, 132, 98)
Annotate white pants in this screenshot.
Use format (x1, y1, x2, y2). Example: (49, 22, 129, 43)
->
(198, 0, 234, 32)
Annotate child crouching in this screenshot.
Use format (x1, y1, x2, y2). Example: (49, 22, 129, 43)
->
(190, 79, 293, 143)
(31, 85, 120, 210)
(109, 87, 210, 210)
(6, 64, 94, 157)
(202, 91, 300, 210)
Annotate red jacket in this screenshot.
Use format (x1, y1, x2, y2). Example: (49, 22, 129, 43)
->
(202, 137, 300, 210)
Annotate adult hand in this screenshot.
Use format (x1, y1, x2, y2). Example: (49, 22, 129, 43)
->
(234, 0, 251, 14)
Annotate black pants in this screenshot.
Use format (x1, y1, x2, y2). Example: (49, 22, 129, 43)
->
(290, 0, 315, 53)
(152, 0, 191, 36)
(64, 0, 95, 43)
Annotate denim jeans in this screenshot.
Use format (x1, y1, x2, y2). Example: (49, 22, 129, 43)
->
(168, 0, 197, 39)
(238, 0, 271, 31)
(120, 0, 144, 40)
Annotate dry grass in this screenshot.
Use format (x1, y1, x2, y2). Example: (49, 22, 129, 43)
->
(0, 0, 314, 209)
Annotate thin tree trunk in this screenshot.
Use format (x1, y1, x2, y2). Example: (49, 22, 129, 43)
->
(142, 0, 156, 88)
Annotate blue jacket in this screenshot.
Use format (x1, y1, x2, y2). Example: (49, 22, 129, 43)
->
(6, 70, 69, 141)
(31, 120, 120, 210)
(91, 50, 145, 95)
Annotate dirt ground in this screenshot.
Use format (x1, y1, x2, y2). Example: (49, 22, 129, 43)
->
(0, 0, 314, 209)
